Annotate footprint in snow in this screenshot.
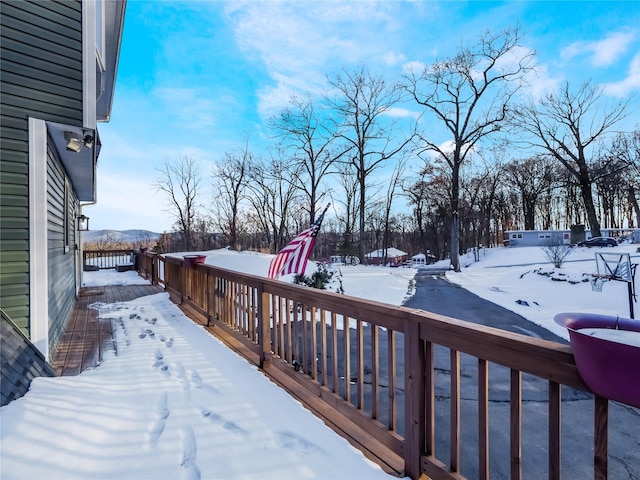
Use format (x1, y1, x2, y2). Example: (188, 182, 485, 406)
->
(151, 349, 164, 368)
(180, 426, 201, 480)
(274, 431, 324, 454)
(146, 393, 170, 447)
(199, 408, 248, 436)
(151, 357, 170, 376)
(189, 372, 220, 395)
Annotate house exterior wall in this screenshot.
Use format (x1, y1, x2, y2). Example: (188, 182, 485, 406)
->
(47, 145, 79, 355)
(0, 0, 83, 339)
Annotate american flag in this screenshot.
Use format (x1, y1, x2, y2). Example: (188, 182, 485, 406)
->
(267, 206, 329, 280)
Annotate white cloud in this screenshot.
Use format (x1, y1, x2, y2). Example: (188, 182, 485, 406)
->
(439, 140, 455, 154)
(603, 52, 640, 97)
(383, 51, 406, 67)
(402, 60, 426, 75)
(561, 30, 636, 67)
(224, 2, 415, 116)
(495, 45, 535, 75)
(154, 87, 218, 129)
(381, 107, 420, 119)
(86, 172, 174, 231)
(522, 63, 562, 100)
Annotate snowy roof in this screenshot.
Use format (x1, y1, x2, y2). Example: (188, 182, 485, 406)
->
(365, 247, 407, 258)
(412, 253, 426, 260)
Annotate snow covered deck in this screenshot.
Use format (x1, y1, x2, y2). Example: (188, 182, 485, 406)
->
(51, 284, 163, 376)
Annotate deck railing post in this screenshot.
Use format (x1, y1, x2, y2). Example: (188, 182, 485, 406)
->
(151, 254, 157, 285)
(257, 283, 271, 369)
(594, 395, 608, 480)
(404, 316, 425, 480)
(179, 261, 185, 304)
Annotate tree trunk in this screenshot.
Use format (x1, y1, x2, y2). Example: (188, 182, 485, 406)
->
(450, 162, 461, 272)
(580, 179, 601, 237)
(358, 165, 367, 264)
(629, 186, 640, 228)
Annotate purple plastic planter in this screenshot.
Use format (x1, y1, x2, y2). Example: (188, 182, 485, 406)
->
(183, 254, 206, 268)
(555, 312, 640, 408)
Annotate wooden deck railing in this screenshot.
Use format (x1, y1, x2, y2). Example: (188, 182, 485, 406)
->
(135, 252, 623, 480)
(83, 249, 133, 270)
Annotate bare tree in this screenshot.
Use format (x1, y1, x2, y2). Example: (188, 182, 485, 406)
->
(505, 155, 555, 230)
(333, 163, 360, 258)
(460, 155, 505, 250)
(381, 156, 407, 264)
(135, 230, 154, 250)
(153, 156, 201, 251)
(246, 151, 302, 253)
(541, 233, 572, 268)
(605, 130, 640, 227)
(327, 65, 414, 263)
(404, 163, 451, 260)
(212, 141, 251, 250)
(403, 175, 430, 256)
(404, 26, 534, 271)
(87, 231, 121, 251)
(516, 81, 630, 238)
(270, 93, 345, 224)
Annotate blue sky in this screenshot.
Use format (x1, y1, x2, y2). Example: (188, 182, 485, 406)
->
(86, 0, 640, 233)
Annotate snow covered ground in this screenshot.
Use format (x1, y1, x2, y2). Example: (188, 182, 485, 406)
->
(1, 244, 638, 479)
(447, 243, 639, 340)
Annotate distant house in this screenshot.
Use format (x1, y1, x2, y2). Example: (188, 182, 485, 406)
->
(0, 0, 126, 369)
(365, 248, 408, 266)
(329, 255, 359, 265)
(504, 228, 640, 247)
(504, 230, 571, 247)
(411, 252, 436, 265)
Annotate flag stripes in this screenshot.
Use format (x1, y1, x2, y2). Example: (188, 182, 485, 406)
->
(267, 207, 328, 280)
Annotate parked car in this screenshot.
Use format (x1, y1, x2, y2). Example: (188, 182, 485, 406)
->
(577, 237, 617, 247)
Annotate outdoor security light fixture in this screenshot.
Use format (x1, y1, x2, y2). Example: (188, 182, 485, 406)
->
(77, 214, 90, 231)
(64, 131, 94, 152)
(64, 131, 82, 153)
(83, 134, 94, 148)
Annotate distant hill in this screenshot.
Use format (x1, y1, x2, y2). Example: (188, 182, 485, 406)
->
(82, 229, 161, 244)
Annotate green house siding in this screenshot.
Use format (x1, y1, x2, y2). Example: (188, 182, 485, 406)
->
(47, 146, 78, 354)
(0, 0, 83, 336)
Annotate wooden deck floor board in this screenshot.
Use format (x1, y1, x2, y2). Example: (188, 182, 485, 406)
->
(51, 284, 163, 376)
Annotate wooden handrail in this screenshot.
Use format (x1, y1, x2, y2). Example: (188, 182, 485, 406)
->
(83, 249, 134, 270)
(137, 253, 618, 480)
